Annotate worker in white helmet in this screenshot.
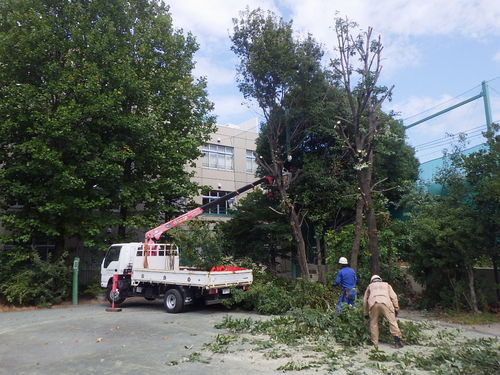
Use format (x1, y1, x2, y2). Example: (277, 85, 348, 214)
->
(363, 274, 403, 349)
(333, 256, 357, 311)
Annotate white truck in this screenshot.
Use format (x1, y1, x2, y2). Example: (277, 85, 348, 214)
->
(100, 177, 272, 313)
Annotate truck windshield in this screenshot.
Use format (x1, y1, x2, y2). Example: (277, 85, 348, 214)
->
(103, 245, 121, 268)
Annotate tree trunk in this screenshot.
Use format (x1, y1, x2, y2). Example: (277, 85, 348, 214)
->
(53, 236, 66, 260)
(350, 198, 364, 271)
(493, 254, 500, 303)
(315, 234, 325, 283)
(289, 206, 310, 280)
(360, 149, 380, 275)
(366, 195, 380, 275)
(466, 265, 480, 313)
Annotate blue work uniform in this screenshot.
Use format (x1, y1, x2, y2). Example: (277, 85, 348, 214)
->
(333, 266, 357, 311)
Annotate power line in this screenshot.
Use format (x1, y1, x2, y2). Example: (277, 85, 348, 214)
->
(486, 76, 500, 83)
(413, 118, 498, 161)
(416, 133, 485, 152)
(415, 130, 483, 152)
(489, 85, 500, 96)
(402, 77, 500, 124)
(414, 124, 486, 148)
(402, 83, 482, 123)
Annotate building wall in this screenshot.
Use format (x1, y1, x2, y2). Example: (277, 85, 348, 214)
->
(186, 119, 260, 217)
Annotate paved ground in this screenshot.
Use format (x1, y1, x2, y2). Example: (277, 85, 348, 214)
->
(398, 309, 500, 337)
(0, 299, 268, 375)
(1, 299, 499, 375)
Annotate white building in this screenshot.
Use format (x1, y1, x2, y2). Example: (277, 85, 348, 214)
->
(186, 118, 260, 218)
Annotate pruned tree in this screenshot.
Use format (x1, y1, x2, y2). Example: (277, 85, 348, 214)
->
(331, 17, 394, 273)
(231, 8, 329, 279)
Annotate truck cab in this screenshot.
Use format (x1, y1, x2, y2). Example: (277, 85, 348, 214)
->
(100, 243, 140, 288)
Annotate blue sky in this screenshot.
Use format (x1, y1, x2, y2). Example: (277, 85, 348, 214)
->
(167, 0, 500, 162)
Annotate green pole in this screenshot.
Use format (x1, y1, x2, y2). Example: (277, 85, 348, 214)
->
(72, 257, 80, 305)
(481, 81, 493, 131)
(403, 93, 482, 129)
(291, 262, 297, 280)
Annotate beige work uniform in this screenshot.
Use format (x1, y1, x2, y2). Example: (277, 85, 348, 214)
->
(363, 281, 401, 345)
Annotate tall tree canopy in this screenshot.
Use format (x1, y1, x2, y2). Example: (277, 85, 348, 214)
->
(331, 17, 395, 273)
(0, 0, 215, 255)
(231, 8, 337, 279)
(228, 9, 418, 281)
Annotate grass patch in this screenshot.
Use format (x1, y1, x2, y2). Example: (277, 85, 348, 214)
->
(264, 349, 291, 359)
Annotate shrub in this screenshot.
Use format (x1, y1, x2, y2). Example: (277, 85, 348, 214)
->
(0, 247, 71, 306)
(223, 271, 335, 315)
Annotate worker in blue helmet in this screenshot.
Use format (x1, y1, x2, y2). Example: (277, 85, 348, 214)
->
(333, 257, 357, 311)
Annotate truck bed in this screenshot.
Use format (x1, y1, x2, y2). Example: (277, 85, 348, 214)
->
(131, 267, 253, 288)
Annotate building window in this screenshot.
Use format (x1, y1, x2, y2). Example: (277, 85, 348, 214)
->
(246, 149, 257, 174)
(202, 190, 234, 215)
(202, 144, 234, 170)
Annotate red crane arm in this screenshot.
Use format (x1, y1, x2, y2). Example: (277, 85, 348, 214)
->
(144, 176, 273, 243)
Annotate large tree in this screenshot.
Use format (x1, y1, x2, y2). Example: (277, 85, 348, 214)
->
(231, 8, 334, 279)
(0, 0, 215, 256)
(331, 17, 394, 273)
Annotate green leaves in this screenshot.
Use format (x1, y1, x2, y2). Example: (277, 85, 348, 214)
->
(0, 248, 71, 306)
(400, 133, 499, 310)
(0, 0, 215, 255)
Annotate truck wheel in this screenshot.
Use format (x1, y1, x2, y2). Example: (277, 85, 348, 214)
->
(164, 289, 184, 313)
(106, 283, 125, 306)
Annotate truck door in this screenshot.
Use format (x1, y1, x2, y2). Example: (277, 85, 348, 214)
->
(100, 245, 122, 287)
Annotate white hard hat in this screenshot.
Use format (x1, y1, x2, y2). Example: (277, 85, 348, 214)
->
(370, 275, 382, 282)
(338, 257, 348, 265)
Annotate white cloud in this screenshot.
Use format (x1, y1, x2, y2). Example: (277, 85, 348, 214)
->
(168, 0, 278, 46)
(379, 36, 422, 76)
(211, 94, 263, 125)
(284, 0, 500, 39)
(193, 56, 236, 86)
(164, 0, 500, 147)
(284, 0, 500, 76)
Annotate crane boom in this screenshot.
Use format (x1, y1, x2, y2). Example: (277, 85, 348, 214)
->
(145, 176, 273, 243)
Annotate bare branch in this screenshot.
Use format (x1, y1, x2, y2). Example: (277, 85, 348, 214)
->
(299, 210, 308, 226)
(373, 186, 397, 194)
(268, 206, 286, 215)
(371, 177, 388, 191)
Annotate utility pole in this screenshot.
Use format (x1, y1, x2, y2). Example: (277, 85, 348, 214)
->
(403, 80, 493, 132)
